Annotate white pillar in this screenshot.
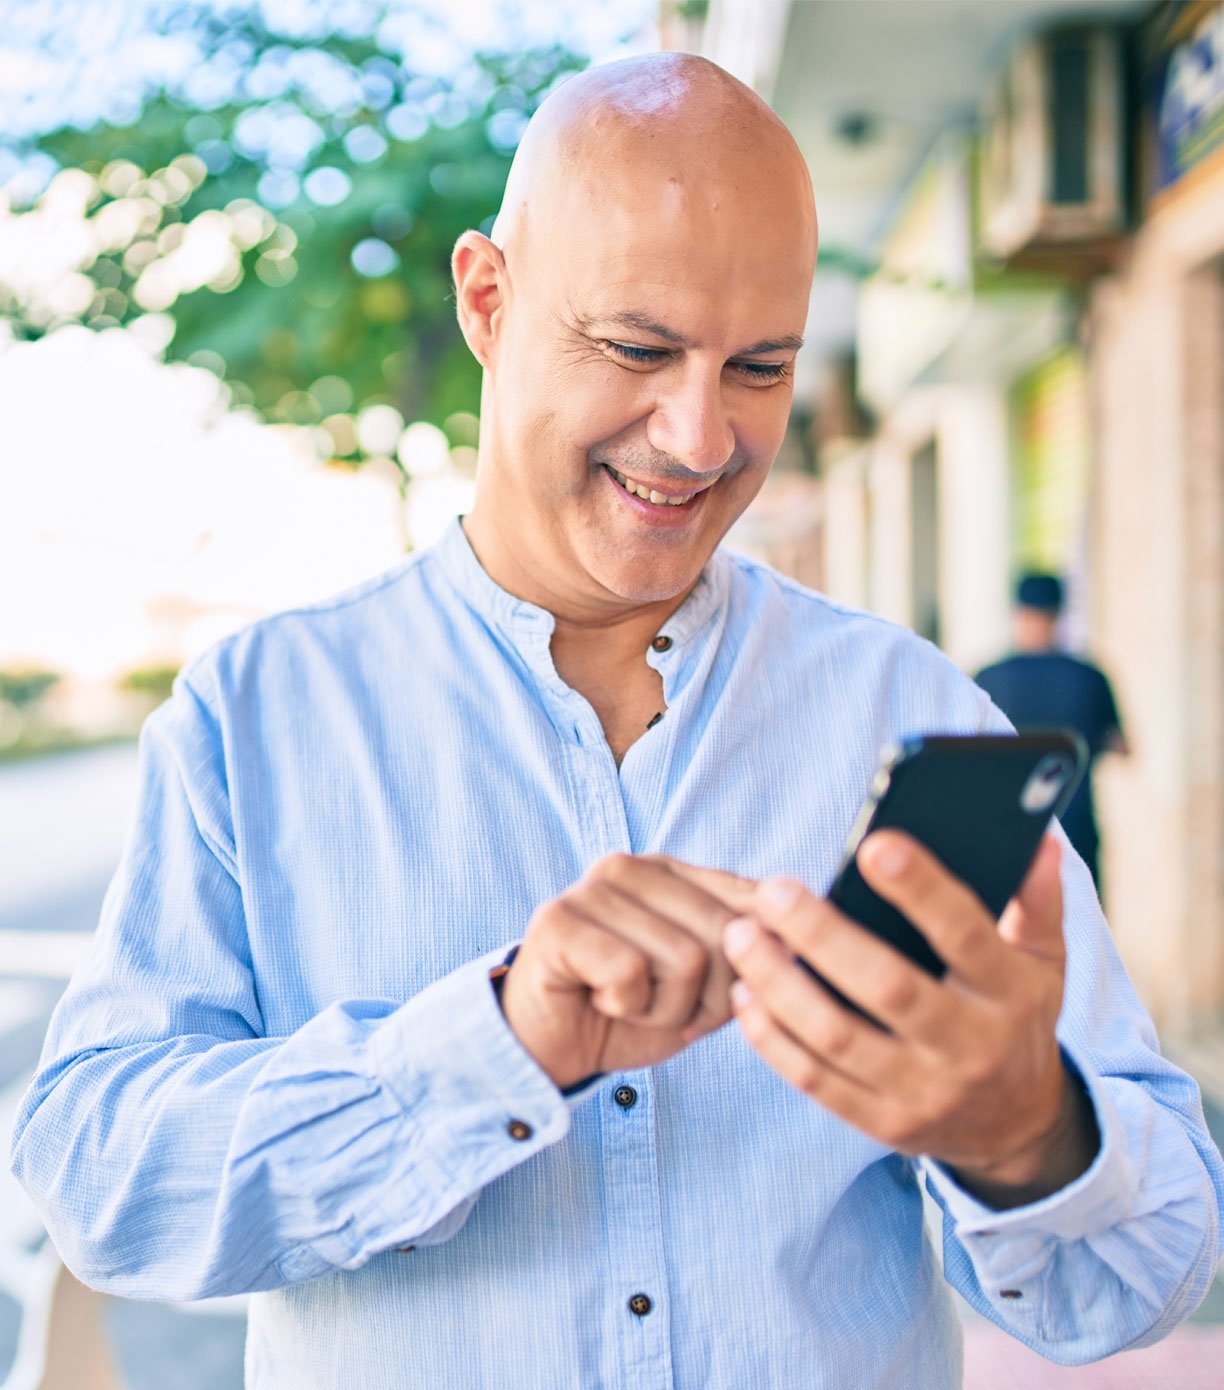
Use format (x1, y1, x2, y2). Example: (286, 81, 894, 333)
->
(865, 438, 912, 628)
(822, 449, 870, 610)
(934, 386, 1012, 672)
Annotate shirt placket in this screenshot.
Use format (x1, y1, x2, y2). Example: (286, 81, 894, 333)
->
(530, 659, 677, 1390)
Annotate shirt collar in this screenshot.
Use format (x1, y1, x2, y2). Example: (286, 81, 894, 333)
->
(428, 517, 731, 654)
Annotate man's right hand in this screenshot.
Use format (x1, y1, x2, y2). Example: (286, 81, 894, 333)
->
(498, 854, 758, 1090)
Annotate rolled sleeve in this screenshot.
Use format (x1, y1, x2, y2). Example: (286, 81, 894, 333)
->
(924, 1042, 1223, 1362)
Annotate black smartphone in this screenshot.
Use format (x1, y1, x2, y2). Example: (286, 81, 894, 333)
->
(812, 732, 1088, 987)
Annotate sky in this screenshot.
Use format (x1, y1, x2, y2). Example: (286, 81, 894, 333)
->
(0, 0, 657, 145)
(0, 0, 658, 684)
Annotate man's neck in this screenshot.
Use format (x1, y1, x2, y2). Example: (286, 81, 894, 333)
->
(459, 513, 694, 671)
(460, 510, 695, 762)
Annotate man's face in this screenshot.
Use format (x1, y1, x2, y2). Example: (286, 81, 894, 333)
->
(477, 161, 815, 610)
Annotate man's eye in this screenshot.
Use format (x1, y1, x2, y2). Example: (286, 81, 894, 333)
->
(734, 361, 788, 381)
(607, 342, 664, 364)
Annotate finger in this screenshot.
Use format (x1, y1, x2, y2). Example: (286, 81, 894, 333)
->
(750, 872, 961, 1039)
(591, 856, 743, 1023)
(628, 863, 743, 1033)
(730, 982, 898, 1137)
(593, 855, 743, 949)
(658, 859, 759, 915)
(750, 877, 967, 1046)
(575, 880, 709, 1029)
(722, 917, 906, 1090)
(855, 832, 1009, 994)
(550, 907, 655, 1018)
(997, 834, 1065, 965)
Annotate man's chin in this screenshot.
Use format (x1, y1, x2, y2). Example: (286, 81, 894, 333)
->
(587, 551, 706, 606)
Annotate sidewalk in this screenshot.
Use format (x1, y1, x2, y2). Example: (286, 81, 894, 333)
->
(964, 1323, 1224, 1387)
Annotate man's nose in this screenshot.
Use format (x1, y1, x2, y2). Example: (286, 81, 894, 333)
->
(645, 368, 735, 475)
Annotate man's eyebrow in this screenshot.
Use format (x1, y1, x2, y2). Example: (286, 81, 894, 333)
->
(598, 310, 688, 346)
(737, 333, 805, 355)
(588, 311, 805, 356)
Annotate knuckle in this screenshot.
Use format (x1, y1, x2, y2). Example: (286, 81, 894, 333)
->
(608, 953, 650, 990)
(736, 1001, 764, 1038)
(801, 901, 838, 946)
(579, 879, 618, 914)
(589, 853, 632, 886)
(791, 907, 836, 965)
(815, 1014, 856, 1061)
(795, 1061, 825, 1099)
(670, 936, 708, 978)
(532, 898, 570, 934)
(944, 912, 982, 960)
(876, 968, 921, 1016)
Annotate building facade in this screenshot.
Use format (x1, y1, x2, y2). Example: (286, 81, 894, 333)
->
(676, 0, 1224, 1048)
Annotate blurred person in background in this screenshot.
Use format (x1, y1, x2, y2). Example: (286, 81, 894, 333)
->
(976, 573, 1128, 890)
(10, 53, 1224, 1390)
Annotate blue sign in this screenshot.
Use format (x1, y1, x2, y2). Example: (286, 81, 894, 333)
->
(1155, 4, 1224, 189)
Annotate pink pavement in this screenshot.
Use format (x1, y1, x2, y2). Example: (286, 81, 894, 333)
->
(963, 1324, 1224, 1387)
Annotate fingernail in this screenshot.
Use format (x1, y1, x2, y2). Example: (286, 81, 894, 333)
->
(723, 917, 758, 957)
(730, 980, 754, 1009)
(757, 878, 802, 914)
(865, 836, 909, 878)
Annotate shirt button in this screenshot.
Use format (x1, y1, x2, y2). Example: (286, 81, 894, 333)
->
(507, 1119, 533, 1141)
(394, 1244, 416, 1255)
(628, 1292, 653, 1317)
(613, 1085, 638, 1109)
(650, 635, 672, 652)
(999, 1289, 1023, 1300)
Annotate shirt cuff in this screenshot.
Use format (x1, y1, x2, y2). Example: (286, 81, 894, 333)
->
(368, 943, 576, 1198)
(921, 1044, 1137, 1242)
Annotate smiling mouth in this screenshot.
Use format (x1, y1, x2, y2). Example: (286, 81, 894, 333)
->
(603, 464, 714, 507)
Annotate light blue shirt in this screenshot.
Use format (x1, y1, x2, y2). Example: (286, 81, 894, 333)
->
(11, 520, 1224, 1389)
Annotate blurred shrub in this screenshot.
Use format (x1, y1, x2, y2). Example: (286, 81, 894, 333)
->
(120, 663, 181, 704)
(0, 668, 61, 709)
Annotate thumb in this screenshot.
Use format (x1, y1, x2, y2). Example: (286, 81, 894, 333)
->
(997, 834, 1065, 965)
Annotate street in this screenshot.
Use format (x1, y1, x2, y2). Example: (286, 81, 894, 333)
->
(1, 744, 1222, 1388)
(0, 744, 246, 1389)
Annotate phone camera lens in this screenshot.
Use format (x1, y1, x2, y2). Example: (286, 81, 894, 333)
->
(1020, 754, 1072, 814)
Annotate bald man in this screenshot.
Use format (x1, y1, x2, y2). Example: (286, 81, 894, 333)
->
(12, 54, 1223, 1390)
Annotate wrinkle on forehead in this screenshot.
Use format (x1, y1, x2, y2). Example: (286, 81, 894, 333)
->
(490, 53, 817, 274)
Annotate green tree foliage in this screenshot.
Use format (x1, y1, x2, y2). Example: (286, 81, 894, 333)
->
(0, 669, 61, 710)
(0, 5, 586, 445)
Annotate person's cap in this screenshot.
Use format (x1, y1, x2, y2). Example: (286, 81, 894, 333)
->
(1016, 573, 1063, 612)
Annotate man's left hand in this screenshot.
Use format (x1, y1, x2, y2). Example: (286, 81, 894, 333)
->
(721, 832, 1099, 1208)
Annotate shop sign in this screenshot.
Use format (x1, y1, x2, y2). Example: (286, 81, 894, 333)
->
(1154, 2, 1224, 190)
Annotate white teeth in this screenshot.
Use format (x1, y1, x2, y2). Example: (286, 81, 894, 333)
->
(607, 466, 699, 506)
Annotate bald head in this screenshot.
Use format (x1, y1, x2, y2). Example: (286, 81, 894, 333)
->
(452, 52, 817, 617)
(492, 52, 816, 268)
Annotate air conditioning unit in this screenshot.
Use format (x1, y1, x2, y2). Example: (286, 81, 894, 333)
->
(978, 27, 1126, 265)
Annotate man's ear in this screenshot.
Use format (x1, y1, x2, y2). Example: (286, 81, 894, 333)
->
(451, 231, 506, 369)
